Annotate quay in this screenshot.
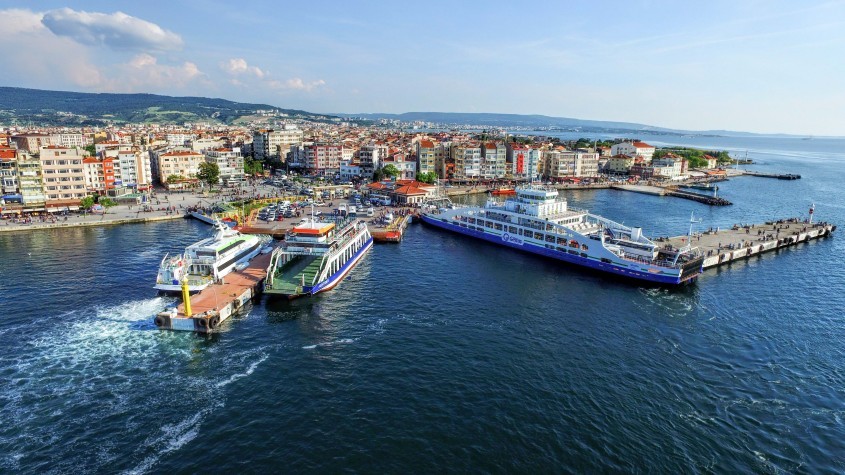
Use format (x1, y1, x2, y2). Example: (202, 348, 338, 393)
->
(661, 219, 835, 270)
(154, 252, 272, 333)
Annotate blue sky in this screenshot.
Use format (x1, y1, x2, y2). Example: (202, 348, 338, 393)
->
(1, 0, 843, 135)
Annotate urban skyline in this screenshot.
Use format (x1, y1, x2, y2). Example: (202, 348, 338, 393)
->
(0, 0, 843, 136)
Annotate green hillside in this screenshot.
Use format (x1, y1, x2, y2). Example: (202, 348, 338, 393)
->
(0, 87, 335, 126)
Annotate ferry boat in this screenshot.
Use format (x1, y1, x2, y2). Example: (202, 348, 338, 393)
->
(421, 186, 704, 285)
(264, 216, 372, 298)
(154, 219, 267, 293)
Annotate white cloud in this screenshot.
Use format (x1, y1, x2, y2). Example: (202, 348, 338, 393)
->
(119, 54, 203, 90)
(221, 58, 265, 78)
(269, 78, 327, 92)
(41, 8, 182, 51)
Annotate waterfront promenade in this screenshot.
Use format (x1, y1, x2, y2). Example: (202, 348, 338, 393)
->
(0, 183, 284, 233)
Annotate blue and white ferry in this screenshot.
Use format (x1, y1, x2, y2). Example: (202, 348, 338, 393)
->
(264, 215, 373, 298)
(421, 186, 703, 285)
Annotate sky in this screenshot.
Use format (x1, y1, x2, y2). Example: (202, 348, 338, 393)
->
(1, 0, 843, 135)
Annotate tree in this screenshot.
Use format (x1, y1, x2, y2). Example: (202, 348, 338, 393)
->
(416, 171, 437, 184)
(196, 162, 220, 189)
(167, 174, 184, 184)
(83, 144, 96, 157)
(79, 196, 95, 215)
(99, 197, 117, 214)
(382, 164, 400, 179)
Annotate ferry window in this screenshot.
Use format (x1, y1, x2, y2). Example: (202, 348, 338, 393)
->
(508, 226, 517, 233)
(517, 228, 523, 235)
(494, 223, 503, 231)
(557, 237, 566, 245)
(534, 232, 543, 240)
(545, 234, 555, 243)
(582, 245, 588, 251)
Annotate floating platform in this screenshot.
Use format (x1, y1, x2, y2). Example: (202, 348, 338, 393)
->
(370, 214, 412, 243)
(660, 220, 835, 270)
(612, 184, 732, 205)
(154, 252, 272, 333)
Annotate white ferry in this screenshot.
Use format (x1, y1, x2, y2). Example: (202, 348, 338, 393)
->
(264, 215, 372, 298)
(154, 219, 267, 293)
(421, 186, 704, 285)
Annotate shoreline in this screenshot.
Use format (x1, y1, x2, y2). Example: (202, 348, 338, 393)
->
(0, 213, 185, 233)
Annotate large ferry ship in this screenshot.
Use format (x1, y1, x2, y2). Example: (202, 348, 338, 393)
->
(264, 215, 372, 298)
(421, 186, 704, 285)
(154, 219, 267, 293)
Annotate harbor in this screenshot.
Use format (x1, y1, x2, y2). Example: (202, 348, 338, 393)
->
(3, 136, 844, 474)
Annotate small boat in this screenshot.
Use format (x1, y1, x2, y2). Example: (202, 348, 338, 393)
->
(154, 218, 268, 294)
(490, 187, 517, 196)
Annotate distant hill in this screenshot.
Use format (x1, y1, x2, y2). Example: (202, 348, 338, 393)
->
(335, 111, 791, 138)
(0, 87, 335, 126)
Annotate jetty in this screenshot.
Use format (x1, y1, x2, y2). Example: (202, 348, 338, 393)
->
(743, 171, 801, 180)
(660, 219, 835, 270)
(611, 184, 732, 205)
(154, 252, 271, 333)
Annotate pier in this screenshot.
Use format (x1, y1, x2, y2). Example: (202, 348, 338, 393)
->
(661, 220, 835, 270)
(611, 184, 732, 205)
(743, 171, 801, 180)
(154, 252, 272, 333)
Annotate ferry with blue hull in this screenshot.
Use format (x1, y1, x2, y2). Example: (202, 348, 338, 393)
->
(264, 216, 372, 298)
(421, 186, 704, 285)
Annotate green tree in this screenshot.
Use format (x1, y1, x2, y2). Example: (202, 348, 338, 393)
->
(416, 171, 437, 184)
(196, 162, 220, 189)
(166, 174, 184, 184)
(79, 195, 95, 215)
(83, 144, 96, 157)
(381, 164, 400, 179)
(99, 197, 117, 214)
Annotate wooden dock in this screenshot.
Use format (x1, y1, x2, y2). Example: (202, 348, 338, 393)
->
(154, 252, 272, 333)
(661, 220, 835, 270)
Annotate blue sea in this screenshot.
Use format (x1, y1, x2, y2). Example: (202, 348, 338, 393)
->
(1, 135, 843, 473)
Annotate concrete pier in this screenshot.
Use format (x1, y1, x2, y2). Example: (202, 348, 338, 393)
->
(660, 220, 835, 270)
(154, 252, 272, 333)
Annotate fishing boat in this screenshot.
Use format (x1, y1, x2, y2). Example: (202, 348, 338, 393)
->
(154, 219, 268, 293)
(490, 187, 517, 196)
(421, 186, 704, 285)
(264, 215, 372, 298)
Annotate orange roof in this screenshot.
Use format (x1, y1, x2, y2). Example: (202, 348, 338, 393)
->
(393, 185, 427, 195)
(632, 141, 654, 148)
(292, 222, 335, 235)
(419, 140, 435, 148)
(0, 149, 15, 159)
(83, 157, 99, 164)
(367, 182, 388, 189)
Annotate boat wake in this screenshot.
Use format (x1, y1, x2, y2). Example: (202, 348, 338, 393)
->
(302, 338, 356, 350)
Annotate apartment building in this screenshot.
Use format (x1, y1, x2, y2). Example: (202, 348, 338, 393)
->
(151, 149, 205, 186)
(205, 147, 246, 186)
(11, 133, 55, 153)
(481, 142, 507, 179)
(82, 157, 116, 192)
(253, 126, 304, 161)
(610, 141, 655, 162)
(451, 143, 481, 179)
(416, 140, 437, 176)
(358, 143, 389, 178)
(40, 146, 87, 202)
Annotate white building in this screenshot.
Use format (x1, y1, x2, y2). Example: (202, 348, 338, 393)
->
(610, 141, 655, 162)
(253, 126, 304, 161)
(205, 147, 245, 186)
